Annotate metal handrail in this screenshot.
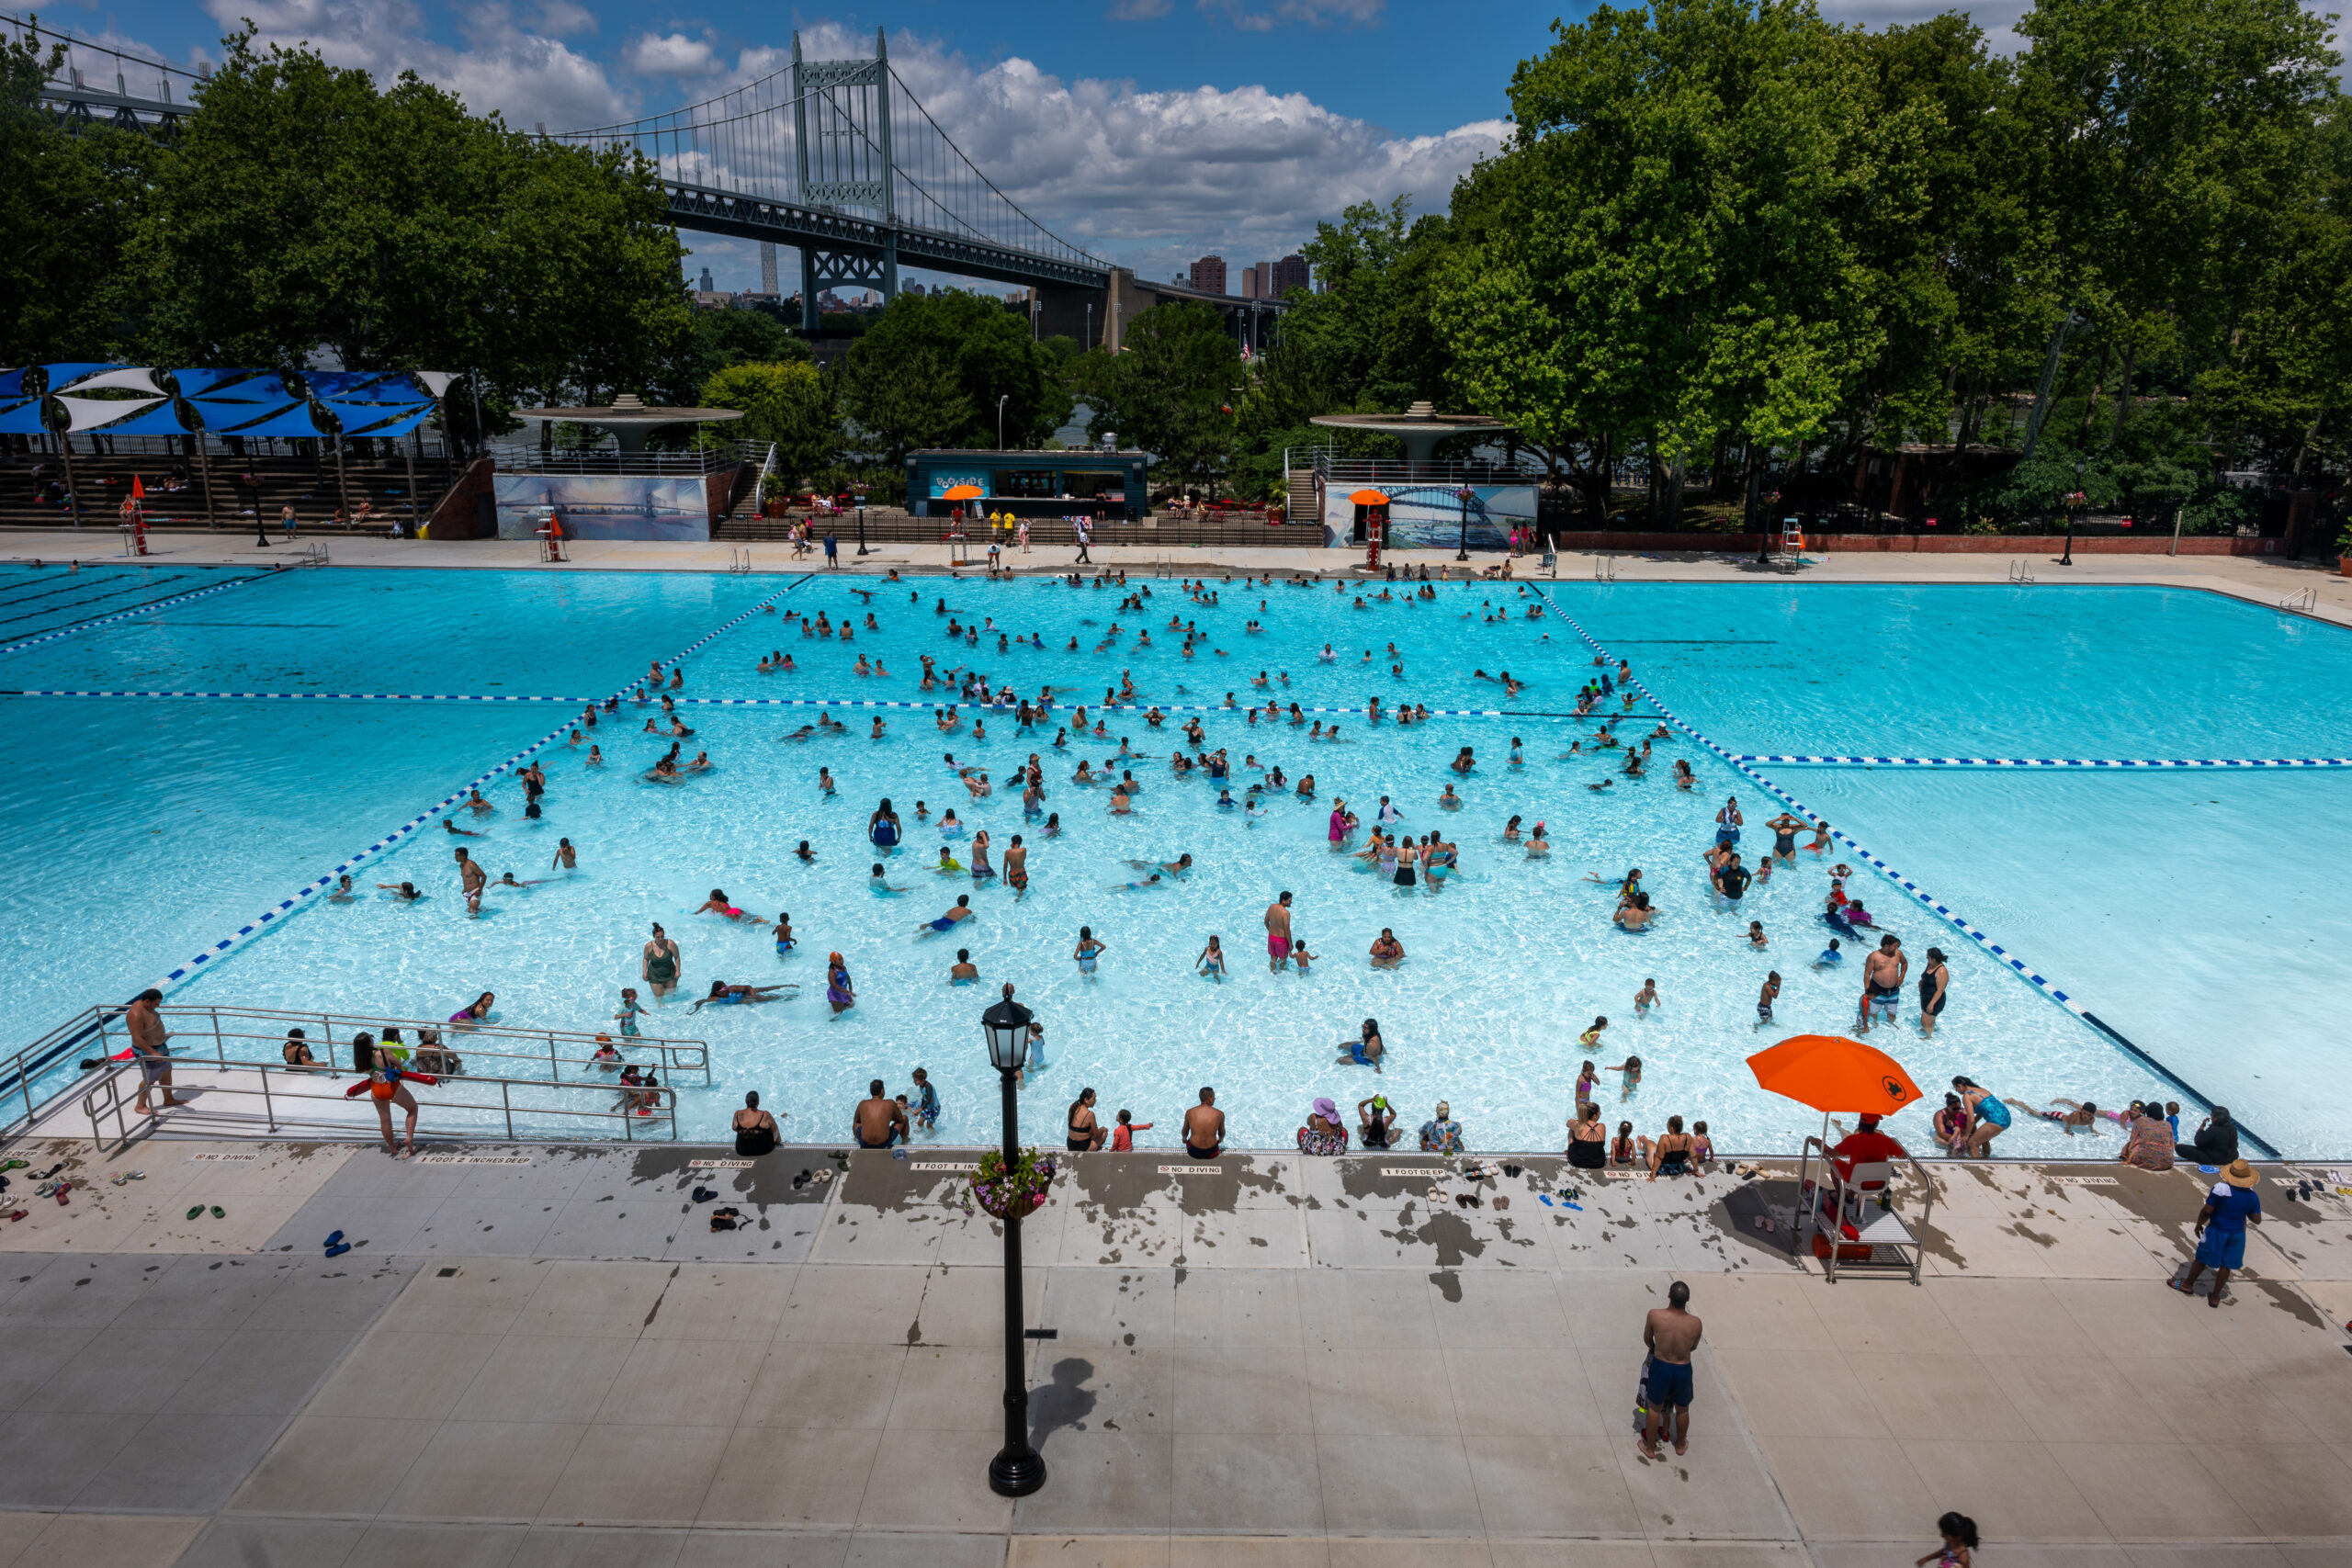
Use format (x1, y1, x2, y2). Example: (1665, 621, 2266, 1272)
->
(1, 1001, 709, 1149)
(80, 1053, 685, 1155)
(141, 1003, 711, 1084)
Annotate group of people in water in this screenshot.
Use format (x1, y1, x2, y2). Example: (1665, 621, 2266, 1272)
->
(324, 567, 2158, 1162)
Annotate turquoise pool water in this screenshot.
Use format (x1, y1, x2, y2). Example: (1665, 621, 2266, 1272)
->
(4, 564, 2341, 1155)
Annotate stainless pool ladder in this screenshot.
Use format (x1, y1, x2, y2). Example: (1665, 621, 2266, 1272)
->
(300, 541, 330, 567)
(2007, 558, 2036, 585)
(727, 547, 753, 574)
(2279, 585, 2317, 612)
(1592, 554, 1618, 583)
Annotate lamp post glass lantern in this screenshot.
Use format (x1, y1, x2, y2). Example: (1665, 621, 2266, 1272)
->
(854, 484, 869, 557)
(1455, 485, 1476, 561)
(2062, 457, 2085, 566)
(980, 987, 1046, 1496)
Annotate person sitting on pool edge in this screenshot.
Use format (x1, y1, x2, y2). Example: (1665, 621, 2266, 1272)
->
(1419, 1100, 1464, 1155)
(854, 1080, 909, 1148)
(733, 1091, 782, 1156)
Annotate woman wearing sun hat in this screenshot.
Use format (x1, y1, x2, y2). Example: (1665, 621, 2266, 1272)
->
(2172, 1158, 2261, 1306)
(1297, 1098, 1350, 1156)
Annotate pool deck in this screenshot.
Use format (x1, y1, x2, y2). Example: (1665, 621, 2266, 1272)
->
(1, 1133, 2348, 1568)
(6, 526, 2350, 637)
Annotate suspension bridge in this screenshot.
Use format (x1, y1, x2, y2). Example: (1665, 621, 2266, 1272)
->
(14, 16, 1286, 343)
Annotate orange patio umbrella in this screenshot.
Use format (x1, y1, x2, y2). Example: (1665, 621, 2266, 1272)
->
(1746, 1034, 1922, 1120)
(1349, 489, 1389, 506)
(941, 483, 985, 501)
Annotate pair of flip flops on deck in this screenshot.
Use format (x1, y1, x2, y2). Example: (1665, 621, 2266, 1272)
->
(185, 1204, 225, 1221)
(322, 1228, 352, 1258)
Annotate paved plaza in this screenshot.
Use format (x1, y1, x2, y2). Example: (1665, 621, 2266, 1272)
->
(0, 1134, 2347, 1568)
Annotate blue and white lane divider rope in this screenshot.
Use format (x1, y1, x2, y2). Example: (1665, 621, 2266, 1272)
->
(1735, 754, 2352, 770)
(9, 689, 602, 703)
(7, 688, 1654, 722)
(1522, 582, 2277, 1156)
(0, 571, 273, 659)
(149, 575, 814, 993)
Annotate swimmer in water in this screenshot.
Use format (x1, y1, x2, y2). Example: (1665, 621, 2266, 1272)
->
(689, 979, 797, 1013)
(442, 818, 481, 838)
(695, 890, 770, 925)
(1368, 928, 1405, 968)
(1074, 926, 1105, 974)
(376, 881, 423, 902)
(870, 863, 912, 894)
(948, 949, 979, 985)
(919, 896, 974, 935)
(1439, 783, 1462, 810)
(1195, 934, 1228, 978)
(328, 875, 357, 902)
(1747, 920, 1768, 949)
(1634, 978, 1659, 1014)
(1815, 937, 1844, 968)
(1604, 1055, 1642, 1096)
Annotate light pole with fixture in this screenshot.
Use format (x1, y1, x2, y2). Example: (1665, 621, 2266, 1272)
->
(1455, 484, 1476, 562)
(854, 482, 869, 557)
(2061, 456, 2084, 567)
(998, 394, 1010, 451)
(981, 985, 1046, 1497)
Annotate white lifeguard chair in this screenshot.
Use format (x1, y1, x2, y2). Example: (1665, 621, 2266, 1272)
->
(1772, 520, 1805, 573)
(1796, 1135, 1936, 1283)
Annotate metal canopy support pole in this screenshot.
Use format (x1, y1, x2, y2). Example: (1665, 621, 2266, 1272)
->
(404, 442, 418, 537)
(197, 434, 219, 531)
(57, 432, 80, 529)
(333, 434, 352, 528)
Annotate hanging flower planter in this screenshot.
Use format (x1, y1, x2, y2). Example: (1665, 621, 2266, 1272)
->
(970, 1146, 1057, 1221)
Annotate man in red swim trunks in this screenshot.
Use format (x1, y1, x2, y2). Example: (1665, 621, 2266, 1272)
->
(1264, 890, 1294, 972)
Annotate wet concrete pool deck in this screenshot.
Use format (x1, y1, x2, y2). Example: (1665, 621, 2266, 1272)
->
(0, 1137, 2349, 1567)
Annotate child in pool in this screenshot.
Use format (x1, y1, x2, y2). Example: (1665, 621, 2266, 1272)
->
(1634, 979, 1659, 1014)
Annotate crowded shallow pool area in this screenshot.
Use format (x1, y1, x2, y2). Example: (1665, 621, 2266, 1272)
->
(5, 563, 2346, 1156)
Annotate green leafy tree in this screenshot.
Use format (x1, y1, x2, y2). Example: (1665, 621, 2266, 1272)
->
(0, 21, 153, 364)
(841, 290, 1069, 461)
(1283, 197, 1454, 413)
(121, 28, 688, 429)
(1069, 301, 1242, 492)
(698, 361, 834, 486)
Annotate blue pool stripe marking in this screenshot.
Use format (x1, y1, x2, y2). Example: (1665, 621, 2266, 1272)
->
(1734, 754, 2352, 770)
(1522, 583, 2277, 1156)
(149, 575, 814, 993)
(0, 571, 275, 659)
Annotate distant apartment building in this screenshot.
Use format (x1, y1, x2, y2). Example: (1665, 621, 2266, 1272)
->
(1188, 255, 1227, 294)
(1272, 254, 1308, 297)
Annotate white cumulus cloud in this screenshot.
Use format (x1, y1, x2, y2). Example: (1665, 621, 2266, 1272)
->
(622, 30, 725, 77)
(784, 21, 1505, 267)
(198, 0, 634, 129)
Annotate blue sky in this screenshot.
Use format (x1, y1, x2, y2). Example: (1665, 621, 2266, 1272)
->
(29, 0, 2016, 289)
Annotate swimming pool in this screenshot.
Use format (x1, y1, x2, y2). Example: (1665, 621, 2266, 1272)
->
(6, 564, 2342, 1156)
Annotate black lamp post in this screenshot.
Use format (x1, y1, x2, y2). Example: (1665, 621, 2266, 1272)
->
(854, 484, 869, 557)
(981, 985, 1046, 1497)
(2061, 457, 2083, 567)
(1454, 484, 1475, 562)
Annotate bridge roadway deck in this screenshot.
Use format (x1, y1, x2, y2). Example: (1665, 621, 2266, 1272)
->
(0, 1132, 2348, 1567)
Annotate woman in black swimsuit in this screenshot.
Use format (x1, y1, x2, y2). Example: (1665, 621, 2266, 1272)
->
(1067, 1087, 1105, 1151)
(1647, 1115, 1694, 1180)
(1566, 1103, 1608, 1169)
(733, 1091, 781, 1156)
(1917, 947, 1951, 1038)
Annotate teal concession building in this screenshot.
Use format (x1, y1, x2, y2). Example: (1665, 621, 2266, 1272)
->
(904, 448, 1150, 520)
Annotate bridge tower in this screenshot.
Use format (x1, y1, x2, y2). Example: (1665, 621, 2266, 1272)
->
(792, 28, 899, 330)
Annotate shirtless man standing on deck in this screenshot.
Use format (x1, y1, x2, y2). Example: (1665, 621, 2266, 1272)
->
(1640, 1281, 1703, 1459)
(1264, 891, 1294, 972)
